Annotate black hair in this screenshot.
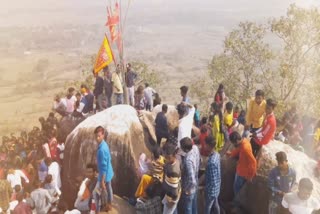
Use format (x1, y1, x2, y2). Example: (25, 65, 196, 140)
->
(255, 90, 265, 97)
(86, 163, 98, 172)
(201, 117, 208, 125)
(163, 142, 178, 156)
(153, 146, 162, 159)
(211, 102, 223, 133)
(177, 103, 187, 117)
(275, 151, 287, 163)
(229, 131, 242, 144)
(68, 87, 75, 93)
(200, 126, 208, 134)
(267, 98, 277, 109)
(205, 135, 216, 148)
(180, 86, 189, 94)
(180, 137, 193, 153)
(145, 83, 149, 87)
(299, 178, 313, 191)
(75, 92, 81, 97)
(94, 126, 105, 135)
(226, 102, 233, 112)
(162, 104, 168, 112)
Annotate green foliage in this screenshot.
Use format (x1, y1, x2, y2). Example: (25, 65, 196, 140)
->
(192, 4, 320, 117)
(130, 61, 162, 88)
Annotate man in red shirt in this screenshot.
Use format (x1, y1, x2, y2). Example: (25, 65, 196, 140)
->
(251, 98, 277, 157)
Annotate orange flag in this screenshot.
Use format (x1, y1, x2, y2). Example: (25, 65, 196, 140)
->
(94, 36, 114, 73)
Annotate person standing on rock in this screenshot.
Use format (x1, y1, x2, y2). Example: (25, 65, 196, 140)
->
(251, 98, 277, 157)
(226, 131, 256, 209)
(180, 137, 200, 214)
(112, 65, 124, 105)
(177, 103, 195, 148)
(144, 83, 156, 111)
(268, 151, 296, 213)
(103, 67, 113, 108)
(125, 63, 137, 106)
(94, 126, 114, 212)
(92, 70, 105, 111)
(155, 104, 169, 146)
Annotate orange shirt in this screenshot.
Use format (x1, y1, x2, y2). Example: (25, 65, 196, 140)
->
(230, 138, 257, 180)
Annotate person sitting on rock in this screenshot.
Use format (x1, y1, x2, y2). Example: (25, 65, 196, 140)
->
(268, 151, 296, 213)
(282, 178, 320, 214)
(251, 98, 277, 157)
(135, 146, 165, 200)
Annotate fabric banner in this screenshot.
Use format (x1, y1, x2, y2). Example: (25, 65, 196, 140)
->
(94, 36, 114, 73)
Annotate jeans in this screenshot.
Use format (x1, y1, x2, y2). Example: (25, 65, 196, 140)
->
(205, 196, 220, 214)
(233, 174, 246, 196)
(94, 181, 113, 212)
(182, 192, 198, 214)
(74, 198, 90, 212)
(162, 197, 178, 214)
(128, 86, 135, 106)
(250, 138, 262, 157)
(106, 93, 112, 107)
(115, 93, 123, 105)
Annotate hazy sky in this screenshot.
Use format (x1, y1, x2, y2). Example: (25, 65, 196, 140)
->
(1, 0, 320, 27)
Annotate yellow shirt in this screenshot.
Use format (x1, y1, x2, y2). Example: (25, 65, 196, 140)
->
(224, 111, 233, 127)
(314, 128, 320, 143)
(246, 98, 266, 129)
(111, 72, 123, 94)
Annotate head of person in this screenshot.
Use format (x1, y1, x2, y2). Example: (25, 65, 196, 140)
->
(44, 157, 52, 167)
(34, 179, 42, 188)
(266, 98, 277, 115)
(298, 178, 313, 200)
(86, 163, 97, 180)
(152, 146, 162, 160)
(94, 126, 106, 144)
(54, 95, 61, 102)
(180, 137, 193, 153)
(116, 64, 121, 73)
(234, 106, 240, 112)
(92, 69, 98, 78)
(163, 142, 178, 164)
(200, 126, 208, 134)
(45, 174, 53, 183)
(68, 87, 75, 96)
(14, 185, 21, 193)
(229, 131, 242, 147)
(75, 92, 81, 101)
(255, 90, 265, 105)
(176, 103, 187, 119)
(145, 83, 149, 88)
(103, 66, 110, 75)
(194, 104, 198, 109)
(180, 86, 188, 97)
(211, 102, 222, 114)
(126, 63, 132, 72)
(226, 102, 233, 114)
(201, 117, 208, 125)
(217, 84, 224, 93)
(136, 85, 144, 94)
(204, 135, 216, 152)
(162, 104, 168, 114)
(275, 151, 288, 171)
(80, 87, 87, 95)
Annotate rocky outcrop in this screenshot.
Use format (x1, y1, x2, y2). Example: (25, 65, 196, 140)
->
(61, 105, 152, 208)
(221, 140, 320, 214)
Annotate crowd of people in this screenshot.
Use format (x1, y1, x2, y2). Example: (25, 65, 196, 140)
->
(1, 63, 320, 214)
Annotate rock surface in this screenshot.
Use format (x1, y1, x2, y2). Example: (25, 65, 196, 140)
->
(61, 105, 152, 208)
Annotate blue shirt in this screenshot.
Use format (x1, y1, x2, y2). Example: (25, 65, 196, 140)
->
(181, 145, 200, 194)
(205, 152, 221, 200)
(97, 140, 114, 182)
(268, 166, 296, 204)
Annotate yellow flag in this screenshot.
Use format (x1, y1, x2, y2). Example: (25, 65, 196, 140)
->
(94, 36, 114, 73)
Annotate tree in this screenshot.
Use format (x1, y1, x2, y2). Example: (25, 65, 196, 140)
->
(130, 61, 162, 88)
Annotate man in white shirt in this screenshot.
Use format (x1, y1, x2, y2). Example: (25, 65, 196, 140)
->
(144, 83, 156, 111)
(177, 102, 195, 148)
(282, 178, 320, 214)
(46, 158, 61, 196)
(6, 168, 29, 189)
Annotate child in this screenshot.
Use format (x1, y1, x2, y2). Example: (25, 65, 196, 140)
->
(224, 102, 234, 134)
(162, 143, 181, 214)
(194, 104, 201, 128)
(233, 106, 240, 119)
(211, 102, 225, 152)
